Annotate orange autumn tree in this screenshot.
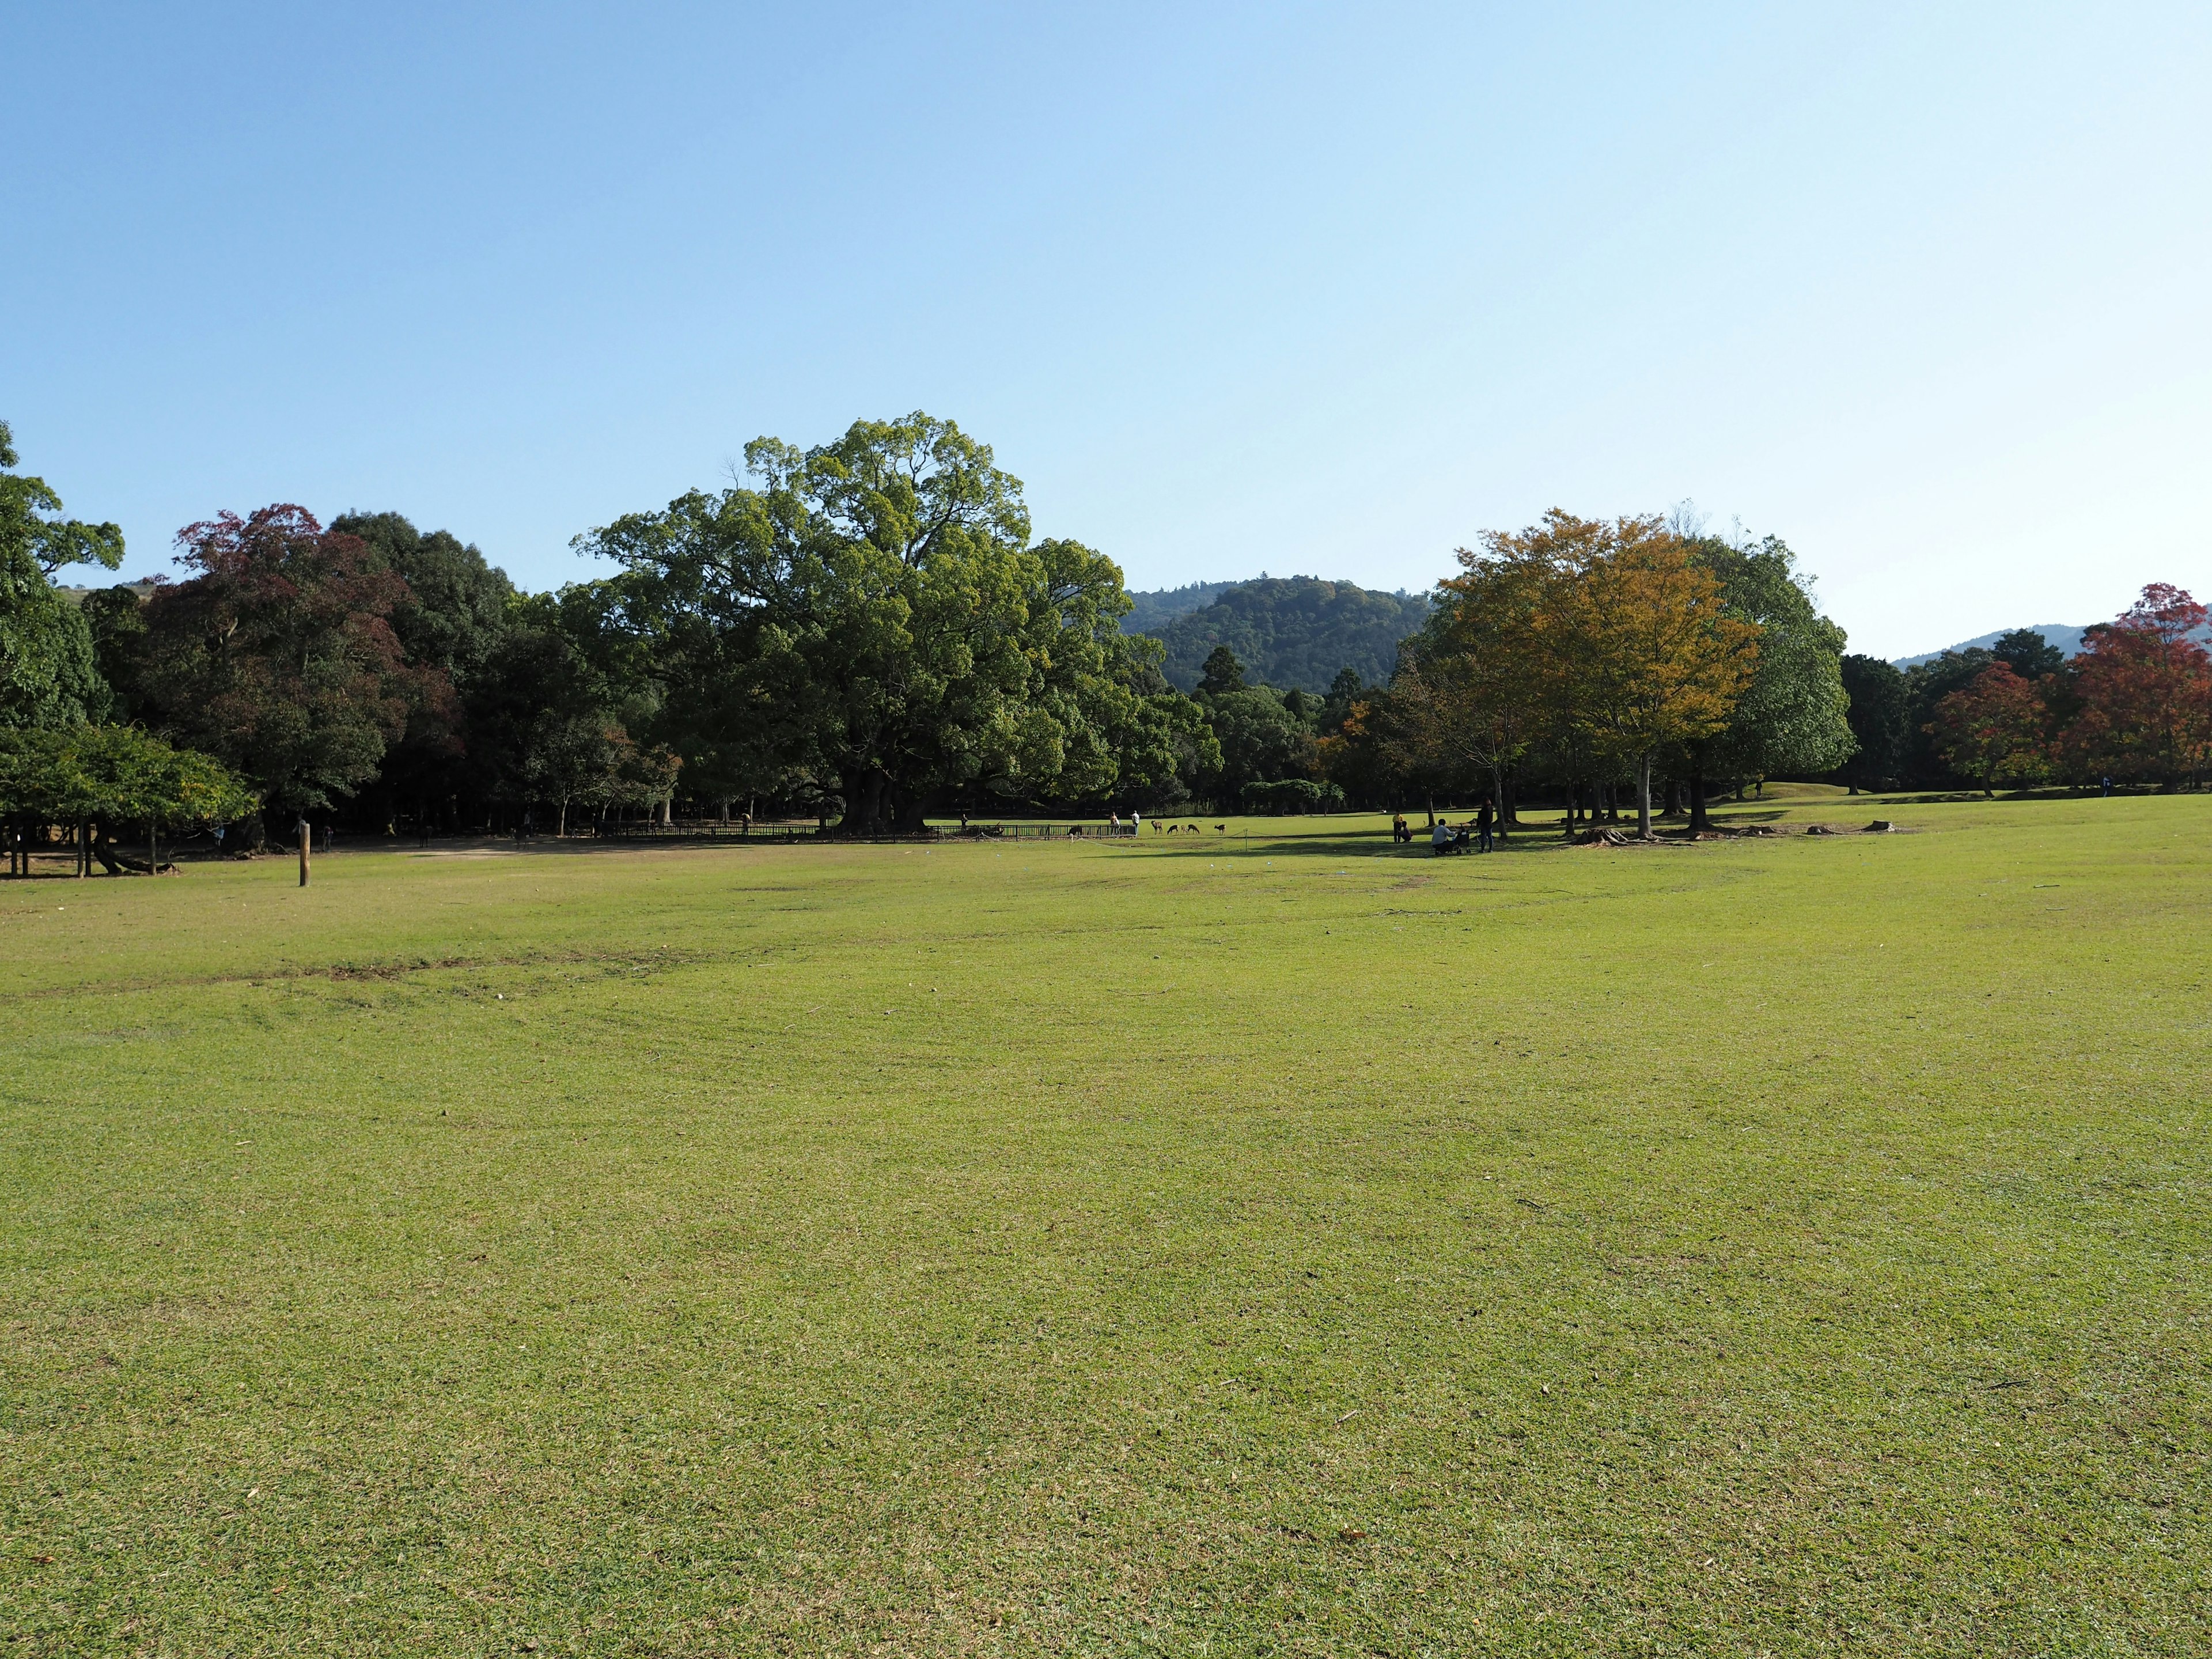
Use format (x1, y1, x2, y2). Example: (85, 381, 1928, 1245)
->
(1540, 516, 1759, 836)
(1437, 510, 1614, 827)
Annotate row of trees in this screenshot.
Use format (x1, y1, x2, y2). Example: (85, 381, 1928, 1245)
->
(15, 402, 2194, 852)
(1910, 586, 2212, 793)
(1317, 511, 1854, 833)
(2, 419, 260, 856)
(5, 415, 1244, 842)
(1831, 595, 2212, 797)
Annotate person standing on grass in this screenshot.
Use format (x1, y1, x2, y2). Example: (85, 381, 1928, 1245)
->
(1131, 810, 1141, 836)
(1477, 798, 1494, 853)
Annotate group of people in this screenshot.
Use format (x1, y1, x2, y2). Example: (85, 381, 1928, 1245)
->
(1391, 803, 1496, 855)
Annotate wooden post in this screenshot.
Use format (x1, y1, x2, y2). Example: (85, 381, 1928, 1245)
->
(150, 820, 158, 876)
(298, 816, 310, 887)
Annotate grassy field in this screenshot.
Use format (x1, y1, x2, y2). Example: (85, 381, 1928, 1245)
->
(2, 793, 2206, 1656)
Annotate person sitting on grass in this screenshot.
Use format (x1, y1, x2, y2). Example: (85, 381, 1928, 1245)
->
(1431, 819, 1452, 854)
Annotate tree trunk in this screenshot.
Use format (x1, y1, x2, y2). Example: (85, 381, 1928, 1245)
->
(89, 821, 126, 876)
(839, 770, 892, 835)
(297, 818, 310, 887)
(1490, 764, 1508, 843)
(1637, 754, 1653, 838)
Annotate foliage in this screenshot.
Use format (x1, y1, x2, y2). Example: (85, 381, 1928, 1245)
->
(1194, 681, 1315, 806)
(0, 723, 256, 824)
(1238, 777, 1344, 814)
(1991, 626, 2068, 680)
(1397, 547, 1552, 805)
(1927, 664, 2052, 794)
(1119, 579, 1244, 635)
(1145, 575, 1427, 693)
(1899, 647, 2000, 786)
(1691, 535, 1854, 787)
(582, 414, 1190, 831)
(132, 506, 457, 814)
(1838, 654, 1910, 791)
(2056, 584, 2212, 789)
(0, 421, 120, 729)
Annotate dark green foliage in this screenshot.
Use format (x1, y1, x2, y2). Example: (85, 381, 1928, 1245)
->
(1689, 535, 1854, 787)
(1900, 649, 1998, 787)
(1146, 577, 1427, 694)
(1991, 626, 2067, 680)
(1319, 666, 1365, 735)
(581, 414, 1210, 831)
(0, 421, 121, 729)
(328, 513, 518, 820)
(1838, 654, 1911, 791)
(1197, 645, 1246, 695)
(1195, 684, 1315, 806)
(1238, 777, 1343, 814)
(79, 585, 153, 725)
(329, 513, 516, 685)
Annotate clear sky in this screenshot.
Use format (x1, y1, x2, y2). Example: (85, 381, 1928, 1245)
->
(6, 2, 2207, 659)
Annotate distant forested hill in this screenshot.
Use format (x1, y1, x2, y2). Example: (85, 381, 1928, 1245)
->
(1121, 580, 1245, 635)
(1131, 575, 1429, 692)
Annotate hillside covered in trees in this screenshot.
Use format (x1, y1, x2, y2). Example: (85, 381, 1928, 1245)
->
(1120, 580, 1244, 635)
(1137, 575, 1429, 694)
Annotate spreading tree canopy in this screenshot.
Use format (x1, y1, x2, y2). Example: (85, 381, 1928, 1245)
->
(582, 413, 1208, 830)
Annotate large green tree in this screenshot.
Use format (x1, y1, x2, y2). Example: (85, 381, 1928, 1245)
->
(1684, 534, 1853, 828)
(0, 420, 123, 729)
(329, 512, 518, 828)
(582, 413, 1203, 831)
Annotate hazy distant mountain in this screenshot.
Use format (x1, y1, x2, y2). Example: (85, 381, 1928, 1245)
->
(1130, 575, 1429, 693)
(1894, 623, 2087, 668)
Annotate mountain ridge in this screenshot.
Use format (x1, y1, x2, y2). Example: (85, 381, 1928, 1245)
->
(1893, 623, 2087, 668)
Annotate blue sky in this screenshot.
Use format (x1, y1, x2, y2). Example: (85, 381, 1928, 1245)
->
(6, 2, 2207, 659)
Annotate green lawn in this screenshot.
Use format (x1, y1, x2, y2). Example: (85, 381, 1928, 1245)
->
(3, 797, 2206, 1656)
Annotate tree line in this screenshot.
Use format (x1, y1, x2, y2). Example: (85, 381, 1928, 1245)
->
(1852, 587, 2212, 795)
(8, 408, 2199, 861)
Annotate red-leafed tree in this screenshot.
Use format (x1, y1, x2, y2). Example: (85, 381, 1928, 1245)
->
(1928, 663, 2051, 796)
(2059, 584, 2212, 790)
(136, 505, 457, 823)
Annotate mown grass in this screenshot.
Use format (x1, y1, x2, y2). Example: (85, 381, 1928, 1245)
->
(2, 794, 2206, 1656)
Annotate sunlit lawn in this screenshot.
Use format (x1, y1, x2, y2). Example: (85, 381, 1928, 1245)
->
(2, 791, 2206, 1654)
